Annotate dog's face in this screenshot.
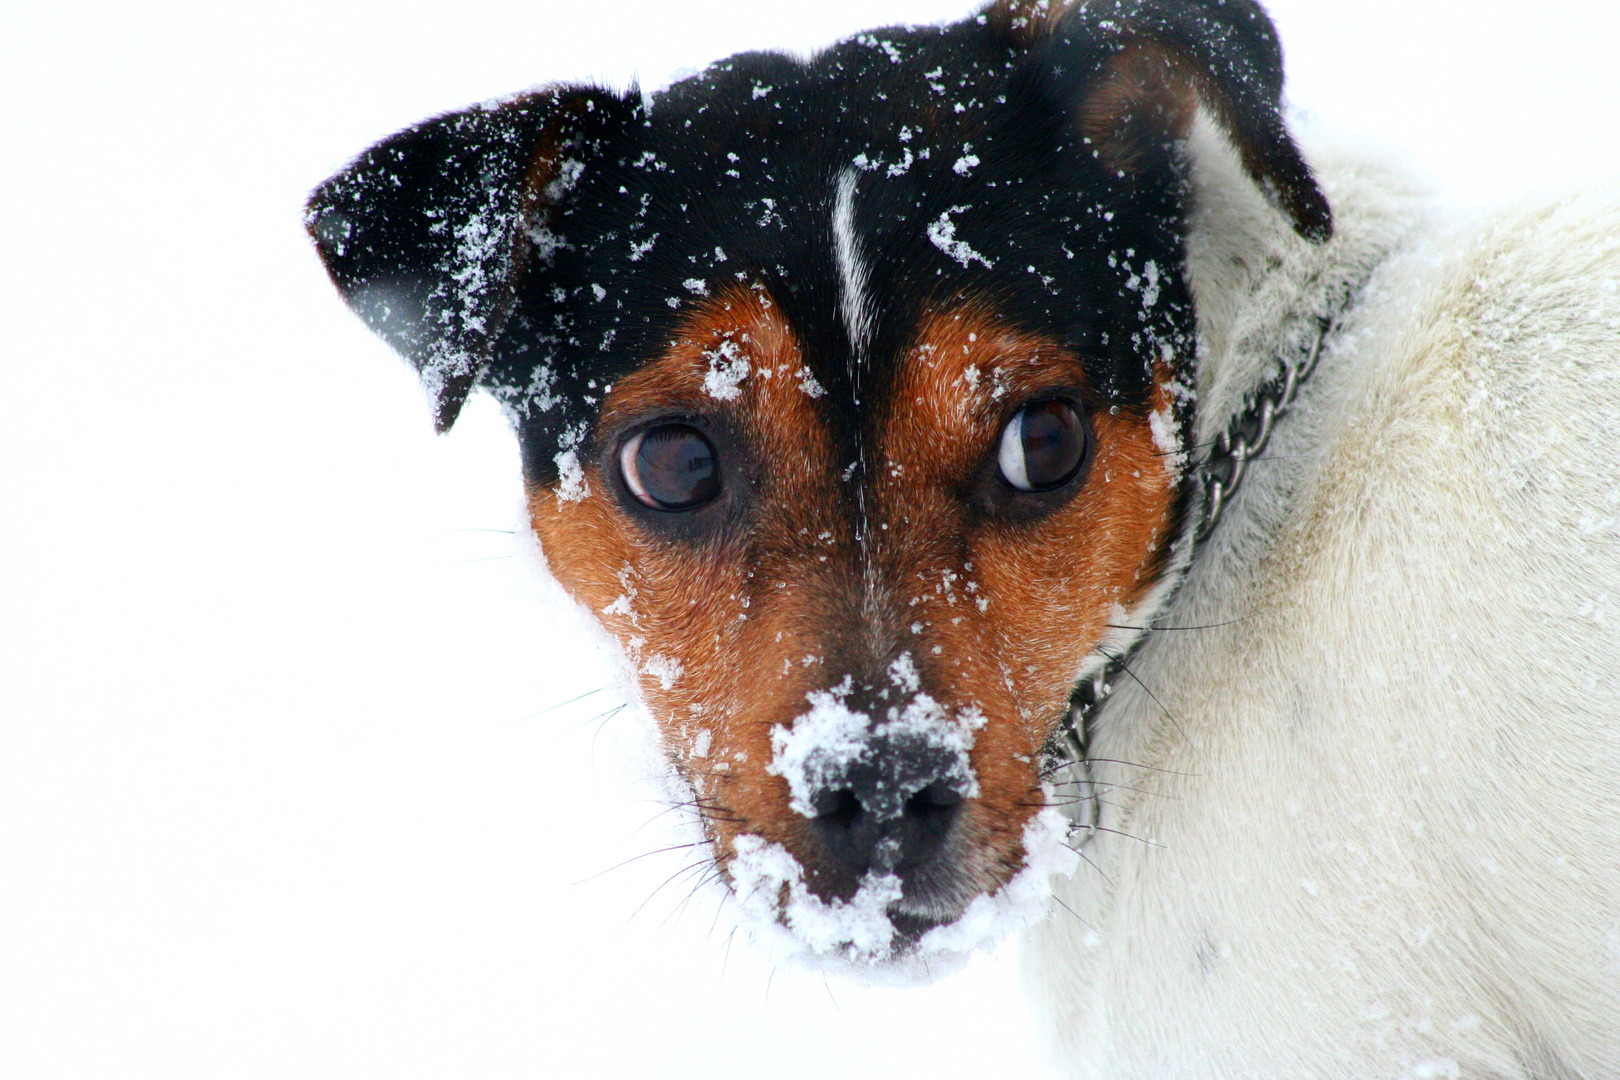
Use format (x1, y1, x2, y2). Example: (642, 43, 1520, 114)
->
(308, 0, 1328, 958)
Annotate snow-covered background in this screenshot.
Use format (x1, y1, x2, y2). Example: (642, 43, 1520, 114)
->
(2, 1, 1615, 1076)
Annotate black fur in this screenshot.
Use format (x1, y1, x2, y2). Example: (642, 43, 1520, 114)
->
(306, 0, 1328, 486)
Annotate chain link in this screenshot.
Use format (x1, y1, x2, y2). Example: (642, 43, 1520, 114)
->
(1047, 315, 1333, 839)
(1197, 315, 1330, 542)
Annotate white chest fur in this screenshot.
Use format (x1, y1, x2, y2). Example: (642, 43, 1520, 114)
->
(1024, 127, 1620, 1079)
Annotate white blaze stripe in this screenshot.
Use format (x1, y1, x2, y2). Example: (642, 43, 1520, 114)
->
(832, 167, 874, 356)
(833, 166, 876, 594)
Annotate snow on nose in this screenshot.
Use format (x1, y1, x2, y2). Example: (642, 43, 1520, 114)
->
(767, 658, 985, 875)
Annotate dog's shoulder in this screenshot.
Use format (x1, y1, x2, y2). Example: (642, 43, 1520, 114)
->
(1029, 171, 1620, 1078)
(1298, 183, 1620, 572)
(1427, 186, 1620, 462)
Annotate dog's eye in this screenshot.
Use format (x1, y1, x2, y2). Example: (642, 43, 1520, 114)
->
(620, 424, 722, 510)
(997, 399, 1088, 492)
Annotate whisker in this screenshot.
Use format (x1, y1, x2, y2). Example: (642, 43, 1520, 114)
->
(705, 878, 734, 941)
(1083, 757, 1200, 777)
(572, 842, 706, 886)
(663, 865, 725, 932)
(822, 973, 843, 1015)
(448, 554, 512, 566)
(502, 686, 616, 728)
(720, 926, 737, 981)
(1053, 893, 1100, 929)
(1097, 645, 1189, 746)
(1065, 846, 1115, 889)
(574, 701, 627, 735)
(629, 795, 729, 810)
(1085, 825, 1160, 846)
(538, 686, 608, 717)
(588, 704, 629, 758)
(631, 797, 739, 832)
(1030, 777, 1179, 801)
(1104, 614, 1256, 633)
(1148, 436, 1219, 458)
(1022, 795, 1147, 817)
(1039, 755, 1200, 781)
(1017, 799, 1158, 847)
(621, 858, 713, 930)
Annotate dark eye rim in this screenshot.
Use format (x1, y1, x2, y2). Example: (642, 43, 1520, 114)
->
(605, 415, 743, 534)
(968, 390, 1096, 520)
(998, 394, 1093, 489)
(619, 421, 722, 511)
(998, 395, 1091, 493)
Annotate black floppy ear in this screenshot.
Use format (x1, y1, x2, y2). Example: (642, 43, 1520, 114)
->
(1012, 0, 1331, 242)
(305, 88, 632, 432)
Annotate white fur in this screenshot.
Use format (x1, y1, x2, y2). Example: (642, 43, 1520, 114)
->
(1024, 119, 1620, 1078)
(833, 167, 874, 356)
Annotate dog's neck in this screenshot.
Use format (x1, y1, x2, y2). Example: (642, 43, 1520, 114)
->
(1184, 117, 1424, 452)
(1158, 120, 1433, 621)
(1074, 120, 1430, 696)
(1049, 122, 1435, 840)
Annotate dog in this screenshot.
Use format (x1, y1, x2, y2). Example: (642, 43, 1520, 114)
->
(306, 0, 1620, 1074)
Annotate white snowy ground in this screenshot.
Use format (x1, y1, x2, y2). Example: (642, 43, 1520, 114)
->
(2, 1, 1616, 1077)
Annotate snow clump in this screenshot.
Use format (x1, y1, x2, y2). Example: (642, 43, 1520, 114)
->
(729, 835, 906, 963)
(726, 801, 1079, 973)
(927, 206, 994, 269)
(767, 674, 984, 819)
(702, 337, 751, 400)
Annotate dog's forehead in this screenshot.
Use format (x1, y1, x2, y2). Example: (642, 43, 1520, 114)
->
(584, 38, 1058, 320)
(494, 21, 1189, 482)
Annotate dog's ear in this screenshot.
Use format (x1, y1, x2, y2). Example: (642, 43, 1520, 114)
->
(999, 0, 1331, 242)
(305, 88, 632, 433)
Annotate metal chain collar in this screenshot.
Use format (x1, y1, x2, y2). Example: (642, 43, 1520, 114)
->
(1196, 314, 1332, 543)
(1049, 315, 1333, 841)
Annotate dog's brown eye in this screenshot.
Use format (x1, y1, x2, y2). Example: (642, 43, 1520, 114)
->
(620, 424, 722, 510)
(998, 399, 1087, 492)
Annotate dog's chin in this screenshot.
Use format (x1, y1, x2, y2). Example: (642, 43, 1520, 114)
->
(879, 855, 1040, 957)
(886, 898, 973, 951)
(886, 869, 989, 943)
(726, 805, 1080, 971)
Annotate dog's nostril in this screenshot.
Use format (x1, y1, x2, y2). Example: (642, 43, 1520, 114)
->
(905, 780, 963, 816)
(813, 788, 864, 824)
(894, 781, 960, 871)
(811, 787, 884, 875)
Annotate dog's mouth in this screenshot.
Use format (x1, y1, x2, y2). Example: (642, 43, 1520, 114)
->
(722, 799, 1078, 966)
(710, 686, 1081, 966)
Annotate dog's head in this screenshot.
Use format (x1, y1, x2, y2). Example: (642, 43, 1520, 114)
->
(308, 0, 1328, 960)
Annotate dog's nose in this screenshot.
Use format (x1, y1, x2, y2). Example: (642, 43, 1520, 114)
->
(808, 749, 964, 875)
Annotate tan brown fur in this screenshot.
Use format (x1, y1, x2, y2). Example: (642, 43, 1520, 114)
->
(1077, 41, 1201, 175)
(528, 284, 855, 884)
(983, 3, 1214, 181)
(529, 287, 1179, 901)
(866, 308, 1180, 865)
